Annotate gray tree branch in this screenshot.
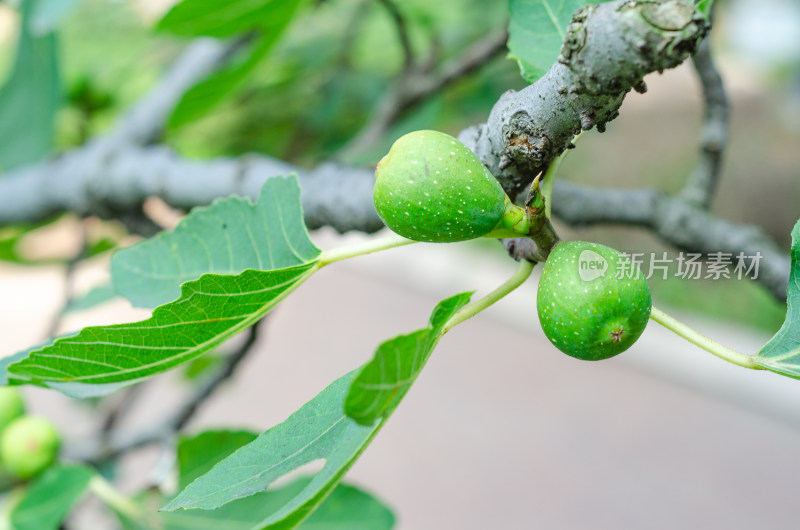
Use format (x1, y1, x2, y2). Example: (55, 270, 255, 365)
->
(106, 38, 238, 147)
(337, 26, 509, 159)
(0, 144, 382, 233)
(678, 35, 728, 207)
(0, 1, 790, 301)
(459, 1, 709, 198)
(551, 181, 790, 300)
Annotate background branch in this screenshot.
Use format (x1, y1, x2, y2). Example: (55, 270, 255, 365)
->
(551, 182, 790, 300)
(106, 38, 239, 147)
(376, 0, 414, 71)
(337, 26, 509, 159)
(337, 0, 373, 68)
(679, 35, 728, 207)
(460, 1, 710, 197)
(0, 1, 791, 303)
(99, 385, 146, 439)
(170, 323, 261, 431)
(0, 145, 381, 234)
(86, 322, 263, 464)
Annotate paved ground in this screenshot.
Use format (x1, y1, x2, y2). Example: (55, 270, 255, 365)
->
(2, 230, 800, 530)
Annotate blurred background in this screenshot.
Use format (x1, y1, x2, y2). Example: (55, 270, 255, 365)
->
(1, 0, 800, 528)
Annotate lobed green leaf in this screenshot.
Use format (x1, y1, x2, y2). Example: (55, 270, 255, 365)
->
(157, 0, 303, 38)
(64, 283, 116, 314)
(112, 175, 320, 308)
(292, 482, 394, 530)
(344, 292, 472, 425)
(169, 34, 279, 129)
(1, 340, 61, 386)
(177, 430, 259, 491)
(696, 0, 714, 19)
(123, 479, 394, 530)
(163, 292, 471, 526)
(163, 371, 382, 529)
(29, 0, 81, 34)
(754, 218, 800, 378)
(0, 0, 61, 171)
(151, 429, 395, 530)
(159, 0, 304, 126)
(7, 262, 318, 394)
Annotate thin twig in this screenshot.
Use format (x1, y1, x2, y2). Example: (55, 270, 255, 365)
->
(501, 237, 540, 262)
(408, 27, 509, 106)
(376, 0, 414, 70)
(337, 27, 509, 159)
(86, 322, 264, 464)
(679, 35, 728, 207)
(100, 384, 146, 437)
(173, 322, 261, 430)
(337, 0, 372, 68)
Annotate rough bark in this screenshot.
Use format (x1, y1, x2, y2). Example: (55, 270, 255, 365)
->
(460, 0, 708, 198)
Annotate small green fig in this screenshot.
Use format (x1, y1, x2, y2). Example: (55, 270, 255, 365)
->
(373, 130, 532, 242)
(0, 416, 60, 480)
(537, 241, 652, 361)
(0, 388, 24, 433)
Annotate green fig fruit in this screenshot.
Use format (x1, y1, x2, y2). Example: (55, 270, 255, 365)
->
(0, 388, 24, 433)
(1, 416, 60, 480)
(537, 241, 652, 361)
(373, 130, 533, 242)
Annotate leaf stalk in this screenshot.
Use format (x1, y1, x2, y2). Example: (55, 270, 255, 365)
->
(442, 259, 535, 334)
(649, 306, 764, 370)
(319, 234, 416, 266)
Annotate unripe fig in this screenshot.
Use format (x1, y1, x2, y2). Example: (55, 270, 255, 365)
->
(373, 130, 532, 242)
(0, 416, 60, 479)
(537, 241, 651, 361)
(0, 388, 24, 433)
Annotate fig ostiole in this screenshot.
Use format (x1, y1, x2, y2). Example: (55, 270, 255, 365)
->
(537, 241, 652, 361)
(0, 416, 60, 480)
(373, 130, 536, 243)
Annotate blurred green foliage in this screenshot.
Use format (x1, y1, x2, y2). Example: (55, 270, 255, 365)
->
(54, 0, 182, 147)
(0, 0, 524, 165)
(0, 0, 60, 170)
(0, 0, 791, 332)
(165, 0, 521, 165)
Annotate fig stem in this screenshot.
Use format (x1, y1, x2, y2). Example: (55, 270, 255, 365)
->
(485, 195, 559, 261)
(89, 475, 145, 520)
(319, 234, 417, 266)
(442, 259, 535, 335)
(539, 130, 584, 219)
(485, 200, 540, 238)
(650, 306, 764, 370)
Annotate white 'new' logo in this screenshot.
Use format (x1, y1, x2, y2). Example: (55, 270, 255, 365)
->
(578, 250, 608, 282)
